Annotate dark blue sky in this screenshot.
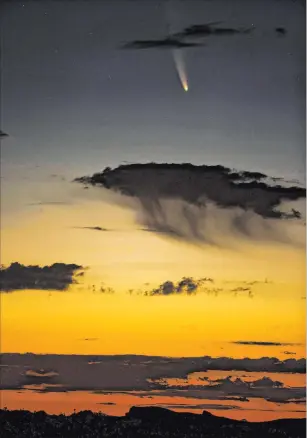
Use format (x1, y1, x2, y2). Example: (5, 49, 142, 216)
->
(1, 0, 305, 184)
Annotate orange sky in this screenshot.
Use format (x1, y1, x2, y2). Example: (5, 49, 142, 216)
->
(1, 196, 305, 358)
(2, 390, 305, 422)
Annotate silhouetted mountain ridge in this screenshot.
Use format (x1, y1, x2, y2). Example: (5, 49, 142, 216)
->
(1, 407, 305, 437)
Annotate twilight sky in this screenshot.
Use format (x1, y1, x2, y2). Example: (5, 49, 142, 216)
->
(0, 0, 305, 421)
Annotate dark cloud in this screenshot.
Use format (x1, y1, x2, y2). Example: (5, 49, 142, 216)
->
(122, 21, 255, 51)
(131, 277, 214, 296)
(149, 277, 201, 296)
(231, 287, 252, 293)
(275, 27, 287, 35)
(150, 376, 304, 404)
(174, 22, 254, 39)
(122, 37, 204, 50)
(221, 396, 249, 402)
(79, 338, 100, 342)
(284, 351, 296, 355)
(75, 163, 305, 219)
(276, 398, 306, 405)
(89, 283, 115, 294)
(1, 354, 305, 394)
(250, 377, 284, 388)
(0, 262, 84, 292)
(232, 341, 300, 347)
(72, 226, 111, 232)
(97, 402, 116, 406)
(75, 163, 305, 244)
(139, 403, 239, 411)
(0, 130, 8, 138)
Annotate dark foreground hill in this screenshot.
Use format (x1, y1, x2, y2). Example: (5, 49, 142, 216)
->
(0, 407, 305, 437)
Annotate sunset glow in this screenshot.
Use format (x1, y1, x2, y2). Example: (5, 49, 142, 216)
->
(1, 0, 305, 433)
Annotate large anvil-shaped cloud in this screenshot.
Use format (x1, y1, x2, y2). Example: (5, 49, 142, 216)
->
(0, 262, 84, 292)
(75, 163, 305, 244)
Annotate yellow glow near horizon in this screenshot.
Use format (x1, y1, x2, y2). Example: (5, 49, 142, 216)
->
(1, 197, 305, 358)
(1, 280, 305, 357)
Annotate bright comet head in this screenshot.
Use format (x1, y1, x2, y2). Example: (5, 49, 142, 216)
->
(172, 49, 189, 93)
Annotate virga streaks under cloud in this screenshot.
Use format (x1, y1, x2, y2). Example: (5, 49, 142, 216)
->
(75, 163, 306, 245)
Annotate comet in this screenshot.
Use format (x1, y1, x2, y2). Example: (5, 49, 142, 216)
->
(172, 49, 189, 92)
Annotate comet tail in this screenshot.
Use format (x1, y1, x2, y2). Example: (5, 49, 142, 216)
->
(172, 49, 189, 92)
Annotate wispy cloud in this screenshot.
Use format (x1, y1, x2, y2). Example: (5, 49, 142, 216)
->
(173, 22, 254, 39)
(122, 21, 255, 51)
(122, 37, 204, 50)
(72, 226, 111, 232)
(232, 341, 302, 347)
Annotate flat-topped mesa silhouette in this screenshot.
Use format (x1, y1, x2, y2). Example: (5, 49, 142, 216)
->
(126, 406, 239, 432)
(127, 406, 218, 421)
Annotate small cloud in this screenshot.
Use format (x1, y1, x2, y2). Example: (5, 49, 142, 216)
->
(0, 130, 8, 138)
(221, 396, 249, 402)
(174, 22, 254, 39)
(0, 262, 84, 292)
(97, 402, 116, 405)
(275, 27, 287, 36)
(231, 287, 252, 293)
(232, 341, 300, 347)
(276, 398, 306, 405)
(72, 226, 111, 232)
(122, 37, 204, 50)
(144, 277, 210, 296)
(79, 338, 99, 342)
(251, 377, 284, 388)
(89, 283, 115, 294)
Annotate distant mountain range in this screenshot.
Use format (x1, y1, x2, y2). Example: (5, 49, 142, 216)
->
(1, 406, 305, 437)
